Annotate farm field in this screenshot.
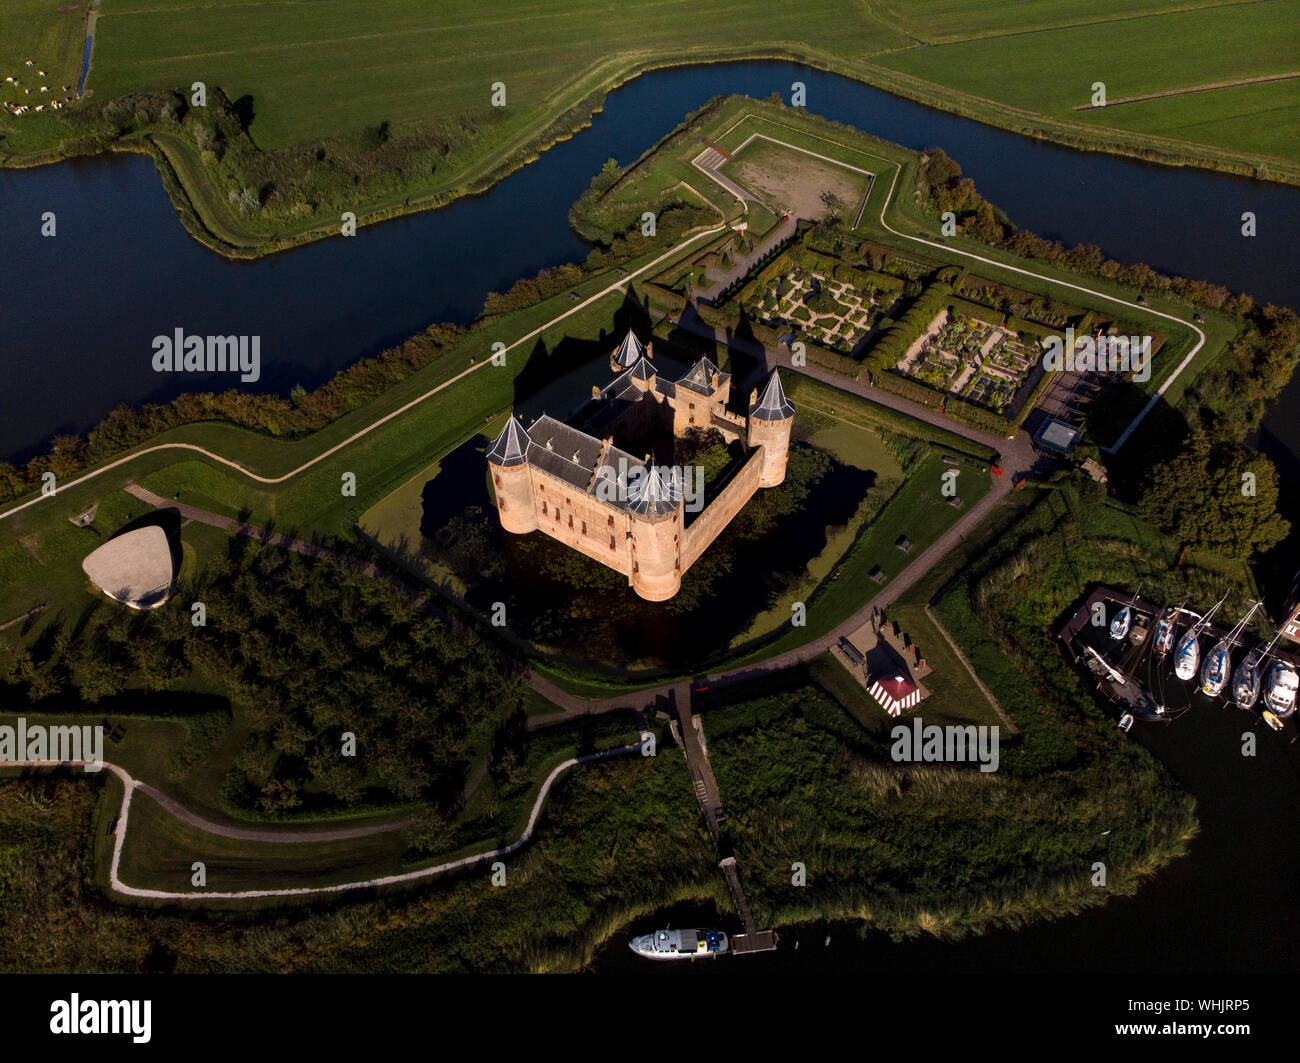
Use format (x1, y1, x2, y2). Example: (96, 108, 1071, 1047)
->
(3, 0, 1296, 259)
(876, 1, 1300, 162)
(84, 0, 907, 149)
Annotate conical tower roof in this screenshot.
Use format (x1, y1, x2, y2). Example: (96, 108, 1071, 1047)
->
(486, 414, 530, 467)
(627, 464, 682, 517)
(613, 330, 647, 368)
(751, 369, 795, 420)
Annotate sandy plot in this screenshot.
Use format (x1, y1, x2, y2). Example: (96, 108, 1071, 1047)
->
(722, 138, 870, 221)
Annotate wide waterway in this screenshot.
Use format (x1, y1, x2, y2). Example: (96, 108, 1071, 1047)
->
(3, 60, 1299, 972)
(2, 61, 1298, 467)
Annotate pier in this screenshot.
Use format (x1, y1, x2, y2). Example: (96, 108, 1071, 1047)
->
(669, 682, 777, 954)
(1058, 586, 1299, 669)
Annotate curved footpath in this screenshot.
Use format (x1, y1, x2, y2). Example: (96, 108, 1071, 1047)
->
(6, 747, 637, 901)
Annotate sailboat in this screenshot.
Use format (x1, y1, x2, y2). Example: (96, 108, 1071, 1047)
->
(1199, 602, 1259, 698)
(1082, 645, 1166, 722)
(1109, 584, 1142, 641)
(1173, 592, 1228, 682)
(1232, 648, 1264, 711)
(1151, 603, 1182, 658)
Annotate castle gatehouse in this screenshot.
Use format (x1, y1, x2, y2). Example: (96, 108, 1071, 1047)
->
(486, 331, 795, 601)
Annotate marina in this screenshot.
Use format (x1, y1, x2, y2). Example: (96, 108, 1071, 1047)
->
(1058, 586, 1300, 732)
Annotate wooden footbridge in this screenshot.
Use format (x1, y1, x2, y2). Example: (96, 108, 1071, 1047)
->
(669, 682, 777, 955)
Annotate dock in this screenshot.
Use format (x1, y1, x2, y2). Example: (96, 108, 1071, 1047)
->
(671, 683, 778, 955)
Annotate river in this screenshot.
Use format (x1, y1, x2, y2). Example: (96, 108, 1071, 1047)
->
(3, 59, 1298, 973)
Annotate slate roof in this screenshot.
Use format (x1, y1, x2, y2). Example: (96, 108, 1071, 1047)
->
(522, 414, 647, 511)
(628, 356, 656, 383)
(627, 464, 683, 517)
(677, 356, 728, 397)
(486, 415, 530, 466)
(750, 369, 795, 420)
(613, 330, 647, 368)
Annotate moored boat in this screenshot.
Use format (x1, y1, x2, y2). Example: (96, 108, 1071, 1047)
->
(1232, 649, 1264, 711)
(629, 928, 728, 959)
(1128, 612, 1150, 646)
(1263, 660, 1298, 719)
(1174, 630, 1201, 681)
(1109, 604, 1132, 641)
(1200, 602, 1260, 699)
(1200, 639, 1231, 697)
(1152, 605, 1182, 658)
(1173, 593, 1228, 682)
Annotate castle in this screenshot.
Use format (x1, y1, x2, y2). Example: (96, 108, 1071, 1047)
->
(487, 331, 795, 601)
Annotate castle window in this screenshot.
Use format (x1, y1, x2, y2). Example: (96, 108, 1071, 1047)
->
(689, 403, 695, 409)
(608, 515, 614, 526)
(673, 533, 678, 543)
(555, 509, 560, 521)
(581, 521, 587, 535)
(672, 514, 677, 524)
(493, 475, 500, 486)
(542, 501, 547, 515)
(609, 535, 616, 550)
(568, 515, 574, 528)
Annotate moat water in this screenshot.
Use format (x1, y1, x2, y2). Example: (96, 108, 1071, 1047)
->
(3, 60, 1299, 973)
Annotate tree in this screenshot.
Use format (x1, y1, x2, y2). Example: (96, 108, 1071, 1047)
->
(407, 806, 453, 855)
(819, 190, 843, 222)
(1137, 433, 1290, 560)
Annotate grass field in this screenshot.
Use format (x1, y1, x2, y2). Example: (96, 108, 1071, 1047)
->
(723, 135, 872, 220)
(3, 0, 1296, 259)
(873, 1, 1300, 168)
(82, 0, 907, 150)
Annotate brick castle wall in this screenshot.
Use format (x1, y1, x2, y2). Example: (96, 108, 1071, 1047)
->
(523, 470, 635, 582)
(681, 446, 766, 571)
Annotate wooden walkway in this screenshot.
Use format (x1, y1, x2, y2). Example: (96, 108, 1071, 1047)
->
(673, 686, 777, 953)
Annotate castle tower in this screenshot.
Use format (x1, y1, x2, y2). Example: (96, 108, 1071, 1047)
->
(611, 330, 652, 374)
(626, 465, 683, 601)
(747, 370, 795, 488)
(486, 415, 537, 534)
